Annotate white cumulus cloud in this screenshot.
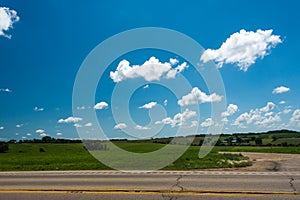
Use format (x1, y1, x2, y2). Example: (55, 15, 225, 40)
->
(34, 106, 44, 112)
(169, 58, 179, 65)
(58, 116, 83, 123)
(36, 129, 45, 134)
(190, 120, 198, 127)
(233, 102, 280, 128)
(139, 102, 157, 109)
(272, 86, 290, 94)
(40, 133, 47, 137)
(74, 123, 82, 128)
(135, 125, 150, 130)
(200, 29, 282, 71)
(290, 109, 300, 127)
(164, 99, 168, 106)
(155, 109, 197, 127)
(56, 132, 63, 136)
(282, 108, 292, 114)
(114, 123, 127, 129)
(84, 122, 93, 127)
(222, 104, 239, 117)
(201, 118, 215, 127)
(110, 57, 188, 82)
(0, 126, 4, 130)
(279, 101, 286, 104)
(166, 62, 188, 79)
(16, 124, 23, 128)
(76, 106, 86, 110)
(0, 88, 12, 93)
(178, 87, 222, 106)
(255, 115, 281, 126)
(0, 7, 19, 38)
(94, 101, 108, 110)
(260, 102, 276, 112)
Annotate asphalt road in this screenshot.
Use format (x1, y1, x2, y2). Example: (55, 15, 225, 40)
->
(0, 170, 299, 200)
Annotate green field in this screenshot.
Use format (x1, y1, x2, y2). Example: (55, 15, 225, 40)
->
(0, 142, 252, 171)
(0, 141, 299, 171)
(0, 143, 110, 171)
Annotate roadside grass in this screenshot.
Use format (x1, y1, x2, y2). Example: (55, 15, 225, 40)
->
(163, 146, 250, 170)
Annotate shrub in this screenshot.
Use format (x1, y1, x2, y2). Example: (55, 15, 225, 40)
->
(0, 142, 9, 153)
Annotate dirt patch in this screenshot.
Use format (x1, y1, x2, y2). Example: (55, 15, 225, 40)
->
(218, 152, 300, 172)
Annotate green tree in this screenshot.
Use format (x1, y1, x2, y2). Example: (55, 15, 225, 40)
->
(272, 136, 277, 142)
(42, 136, 53, 143)
(255, 138, 263, 145)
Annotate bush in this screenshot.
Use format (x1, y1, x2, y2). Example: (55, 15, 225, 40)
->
(0, 142, 9, 153)
(255, 138, 263, 145)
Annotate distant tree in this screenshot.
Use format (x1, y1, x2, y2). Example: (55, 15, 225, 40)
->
(198, 139, 203, 146)
(33, 139, 41, 143)
(281, 142, 288, 147)
(244, 138, 251, 143)
(42, 136, 53, 143)
(236, 136, 243, 144)
(255, 138, 263, 145)
(272, 136, 277, 142)
(228, 136, 234, 145)
(215, 139, 222, 146)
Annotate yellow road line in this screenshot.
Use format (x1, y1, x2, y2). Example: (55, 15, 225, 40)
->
(0, 190, 264, 197)
(0, 188, 298, 196)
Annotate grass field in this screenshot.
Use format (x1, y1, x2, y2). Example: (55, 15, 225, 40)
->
(0, 143, 110, 171)
(0, 142, 299, 171)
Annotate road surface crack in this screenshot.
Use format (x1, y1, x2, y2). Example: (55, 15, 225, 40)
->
(289, 177, 297, 194)
(162, 175, 184, 200)
(172, 175, 184, 191)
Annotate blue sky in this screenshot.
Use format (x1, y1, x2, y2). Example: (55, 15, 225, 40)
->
(1, 0, 300, 141)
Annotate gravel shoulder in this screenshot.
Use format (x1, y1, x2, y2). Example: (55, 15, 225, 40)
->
(218, 152, 300, 172)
